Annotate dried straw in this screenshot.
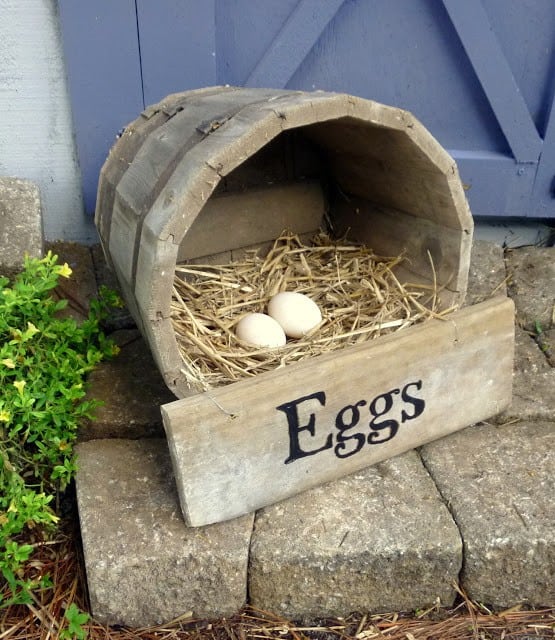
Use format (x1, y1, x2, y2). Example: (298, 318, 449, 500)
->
(171, 232, 453, 391)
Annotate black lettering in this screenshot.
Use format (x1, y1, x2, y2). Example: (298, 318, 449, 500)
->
(368, 388, 400, 444)
(277, 391, 332, 464)
(334, 400, 366, 459)
(401, 380, 425, 422)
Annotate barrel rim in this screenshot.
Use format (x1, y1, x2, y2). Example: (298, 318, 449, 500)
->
(96, 87, 473, 398)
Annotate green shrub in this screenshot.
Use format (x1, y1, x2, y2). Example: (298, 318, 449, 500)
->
(0, 251, 119, 607)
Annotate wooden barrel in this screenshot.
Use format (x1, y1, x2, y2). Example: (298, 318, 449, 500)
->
(95, 86, 473, 398)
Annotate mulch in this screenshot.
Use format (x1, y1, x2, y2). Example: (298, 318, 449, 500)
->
(1, 515, 553, 640)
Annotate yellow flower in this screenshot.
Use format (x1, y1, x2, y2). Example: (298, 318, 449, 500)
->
(0, 410, 10, 422)
(56, 263, 73, 278)
(13, 380, 26, 396)
(1, 358, 15, 369)
(26, 322, 39, 338)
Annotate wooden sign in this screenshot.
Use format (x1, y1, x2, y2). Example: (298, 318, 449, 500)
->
(162, 297, 514, 527)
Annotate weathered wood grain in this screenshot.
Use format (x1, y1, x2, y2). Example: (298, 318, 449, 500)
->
(95, 87, 474, 398)
(333, 197, 472, 307)
(96, 87, 235, 249)
(177, 181, 325, 261)
(162, 296, 514, 526)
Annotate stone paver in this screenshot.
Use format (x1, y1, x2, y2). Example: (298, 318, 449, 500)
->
(496, 326, 555, 424)
(465, 241, 555, 424)
(249, 451, 462, 621)
(465, 239, 507, 305)
(506, 246, 554, 332)
(536, 327, 555, 368)
(421, 421, 555, 608)
(0, 176, 43, 276)
(75, 438, 254, 627)
(72, 236, 554, 625)
(513, 326, 552, 376)
(80, 329, 174, 440)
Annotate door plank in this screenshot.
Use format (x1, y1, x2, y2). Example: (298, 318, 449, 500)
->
(177, 181, 325, 261)
(450, 150, 536, 216)
(58, 1, 144, 214)
(442, 0, 542, 163)
(532, 96, 555, 217)
(136, 0, 217, 105)
(245, 0, 346, 88)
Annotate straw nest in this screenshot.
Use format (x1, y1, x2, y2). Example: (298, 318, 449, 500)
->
(171, 232, 453, 391)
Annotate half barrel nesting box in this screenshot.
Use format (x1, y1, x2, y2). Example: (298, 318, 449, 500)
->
(96, 87, 514, 526)
(96, 86, 474, 398)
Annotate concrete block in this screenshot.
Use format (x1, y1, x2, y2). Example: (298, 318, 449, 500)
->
(249, 451, 462, 620)
(421, 421, 555, 607)
(465, 242, 555, 422)
(0, 176, 43, 275)
(496, 327, 555, 424)
(466, 239, 507, 306)
(75, 439, 254, 627)
(535, 327, 554, 368)
(506, 247, 555, 331)
(473, 220, 552, 248)
(80, 330, 174, 440)
(513, 327, 551, 376)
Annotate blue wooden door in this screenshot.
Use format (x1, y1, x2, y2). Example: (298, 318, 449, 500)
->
(59, 0, 555, 219)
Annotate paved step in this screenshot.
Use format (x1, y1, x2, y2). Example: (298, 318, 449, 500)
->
(506, 246, 555, 332)
(466, 239, 507, 305)
(501, 327, 555, 423)
(249, 450, 462, 620)
(75, 439, 254, 627)
(80, 329, 174, 440)
(465, 242, 555, 424)
(0, 176, 43, 277)
(76, 443, 463, 624)
(72, 238, 555, 625)
(421, 420, 555, 607)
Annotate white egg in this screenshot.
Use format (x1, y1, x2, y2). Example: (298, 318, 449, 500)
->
(268, 291, 322, 338)
(235, 313, 286, 348)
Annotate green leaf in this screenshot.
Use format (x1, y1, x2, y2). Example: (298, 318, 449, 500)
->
(0, 252, 120, 607)
(61, 603, 90, 640)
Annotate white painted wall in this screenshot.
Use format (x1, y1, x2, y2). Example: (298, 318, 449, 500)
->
(0, 0, 95, 243)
